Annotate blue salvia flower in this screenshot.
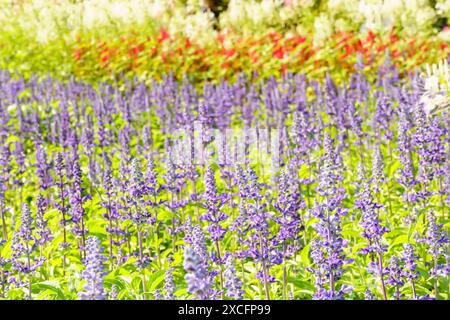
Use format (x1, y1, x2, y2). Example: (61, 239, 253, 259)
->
(142, 125, 153, 153)
(387, 255, 404, 300)
(109, 285, 118, 300)
(240, 166, 279, 299)
(190, 224, 209, 264)
(357, 163, 389, 253)
(145, 155, 159, 198)
(69, 160, 88, 256)
(201, 165, 229, 242)
(413, 103, 445, 197)
(373, 95, 394, 141)
(153, 289, 163, 300)
(357, 163, 389, 299)
(223, 253, 244, 300)
(13, 142, 26, 188)
(35, 145, 51, 191)
(35, 193, 52, 250)
(420, 211, 449, 268)
(11, 204, 43, 299)
(324, 73, 339, 122)
(308, 133, 351, 300)
(101, 166, 121, 263)
(130, 158, 146, 199)
(54, 152, 70, 250)
(273, 170, 304, 255)
(418, 211, 449, 298)
(200, 165, 230, 294)
(444, 160, 450, 206)
(364, 289, 376, 300)
(396, 109, 418, 206)
(0, 137, 11, 238)
(11, 204, 44, 273)
(78, 236, 108, 300)
(371, 145, 385, 194)
(273, 169, 305, 298)
(183, 247, 212, 300)
(401, 243, 419, 299)
(128, 158, 151, 268)
(0, 240, 10, 297)
(164, 267, 175, 300)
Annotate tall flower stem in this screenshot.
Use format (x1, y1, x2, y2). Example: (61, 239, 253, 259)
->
(377, 251, 387, 300)
(141, 267, 147, 300)
(58, 175, 67, 275)
(1, 204, 6, 240)
(80, 217, 87, 259)
(258, 231, 270, 300)
(137, 227, 147, 299)
(171, 190, 176, 253)
(434, 257, 439, 299)
(154, 224, 161, 268)
(107, 195, 114, 268)
(152, 193, 161, 268)
(215, 240, 224, 298)
(306, 154, 312, 210)
(438, 178, 446, 219)
(326, 207, 336, 297)
(239, 239, 245, 285)
(411, 280, 417, 299)
(386, 144, 394, 218)
(25, 241, 32, 300)
(1, 267, 4, 298)
(282, 244, 287, 300)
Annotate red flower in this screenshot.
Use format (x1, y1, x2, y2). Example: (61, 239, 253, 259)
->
(221, 61, 231, 69)
(157, 28, 170, 43)
(150, 47, 157, 56)
(391, 49, 400, 58)
(341, 44, 352, 59)
(296, 36, 306, 46)
(195, 49, 205, 56)
(389, 33, 398, 44)
(185, 38, 191, 49)
(249, 50, 259, 63)
(365, 31, 376, 44)
(222, 49, 235, 58)
(268, 31, 281, 44)
(273, 47, 284, 59)
(73, 49, 82, 61)
(217, 33, 226, 45)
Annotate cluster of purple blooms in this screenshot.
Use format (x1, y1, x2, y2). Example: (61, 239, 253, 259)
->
(0, 60, 448, 300)
(307, 133, 352, 300)
(78, 236, 108, 300)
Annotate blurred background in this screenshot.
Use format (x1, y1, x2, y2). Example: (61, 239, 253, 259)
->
(0, 0, 448, 83)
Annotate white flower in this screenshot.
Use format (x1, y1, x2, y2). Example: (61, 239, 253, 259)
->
(420, 59, 450, 116)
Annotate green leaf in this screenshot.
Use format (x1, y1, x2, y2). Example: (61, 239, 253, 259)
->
(288, 277, 314, 294)
(33, 281, 65, 299)
(148, 270, 166, 291)
(300, 243, 311, 265)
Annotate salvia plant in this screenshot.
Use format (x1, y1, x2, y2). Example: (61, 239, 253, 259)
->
(0, 59, 448, 301)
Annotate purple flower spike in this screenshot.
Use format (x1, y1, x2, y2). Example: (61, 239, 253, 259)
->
(78, 236, 108, 300)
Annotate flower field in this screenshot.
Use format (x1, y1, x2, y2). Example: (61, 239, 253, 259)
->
(0, 0, 449, 301)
